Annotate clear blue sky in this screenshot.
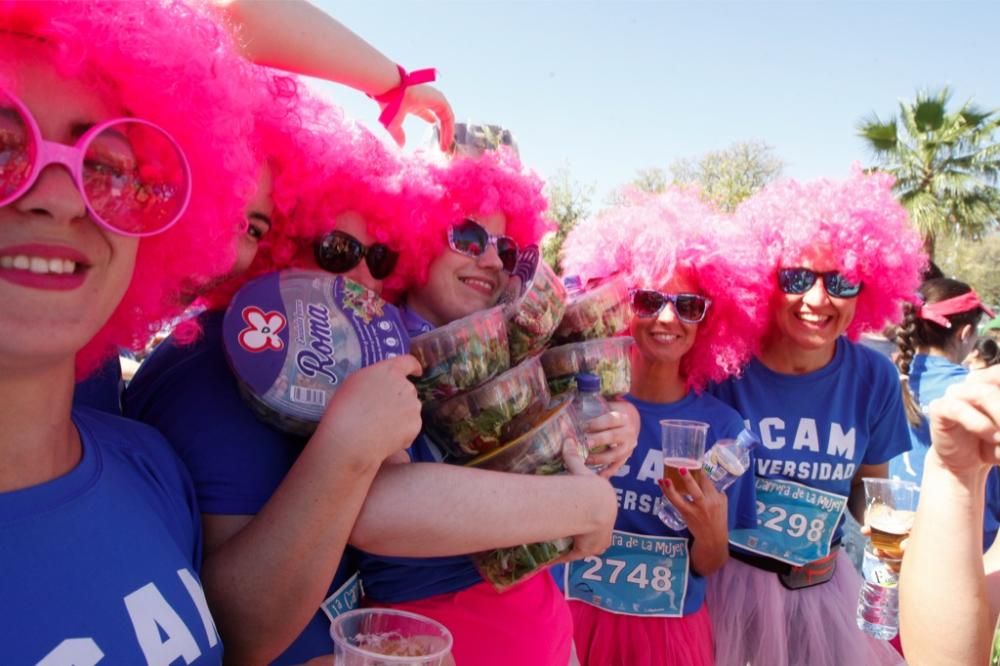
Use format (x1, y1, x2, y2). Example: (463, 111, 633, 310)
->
(312, 1, 998, 202)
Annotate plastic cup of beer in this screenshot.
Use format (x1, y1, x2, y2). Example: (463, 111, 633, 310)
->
(863, 478, 919, 559)
(330, 608, 453, 665)
(661, 419, 709, 486)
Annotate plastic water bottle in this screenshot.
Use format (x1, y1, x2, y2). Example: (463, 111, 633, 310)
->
(856, 542, 901, 640)
(658, 429, 758, 530)
(572, 373, 610, 470)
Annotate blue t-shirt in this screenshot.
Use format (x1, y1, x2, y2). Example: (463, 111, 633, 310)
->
(889, 354, 968, 485)
(986, 470, 1000, 552)
(710, 337, 911, 542)
(124, 311, 357, 665)
(356, 431, 484, 603)
(73, 356, 123, 415)
(606, 392, 758, 615)
(0, 408, 222, 665)
(355, 305, 483, 603)
(886, 356, 1000, 551)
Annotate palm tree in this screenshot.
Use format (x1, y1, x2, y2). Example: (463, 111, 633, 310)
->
(858, 88, 1000, 258)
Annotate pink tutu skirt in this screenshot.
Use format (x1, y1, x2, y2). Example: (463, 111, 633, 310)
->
(706, 550, 906, 666)
(377, 575, 572, 666)
(570, 601, 714, 666)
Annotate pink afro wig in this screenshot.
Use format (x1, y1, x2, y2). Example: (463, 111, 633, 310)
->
(734, 166, 927, 340)
(561, 187, 772, 391)
(226, 103, 436, 303)
(392, 148, 551, 295)
(0, 0, 258, 378)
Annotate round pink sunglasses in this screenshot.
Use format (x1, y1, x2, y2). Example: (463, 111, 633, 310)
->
(0, 88, 191, 237)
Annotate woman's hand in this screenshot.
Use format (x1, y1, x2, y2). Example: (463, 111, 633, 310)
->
(582, 400, 640, 478)
(929, 366, 1000, 479)
(658, 468, 729, 575)
(378, 83, 455, 151)
(556, 440, 617, 562)
(313, 355, 423, 468)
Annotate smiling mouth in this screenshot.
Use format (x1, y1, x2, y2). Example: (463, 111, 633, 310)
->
(650, 332, 680, 344)
(795, 312, 833, 328)
(0, 254, 83, 276)
(460, 276, 496, 295)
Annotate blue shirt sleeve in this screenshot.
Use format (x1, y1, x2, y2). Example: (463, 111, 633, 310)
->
(125, 319, 303, 516)
(862, 351, 912, 465)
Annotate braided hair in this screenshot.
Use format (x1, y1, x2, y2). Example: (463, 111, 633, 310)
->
(896, 278, 984, 426)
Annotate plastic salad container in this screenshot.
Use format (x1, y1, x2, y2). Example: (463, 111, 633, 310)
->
(465, 396, 585, 590)
(424, 356, 550, 459)
(223, 271, 410, 435)
(540, 336, 634, 397)
(409, 306, 510, 402)
(551, 274, 632, 344)
(504, 254, 568, 364)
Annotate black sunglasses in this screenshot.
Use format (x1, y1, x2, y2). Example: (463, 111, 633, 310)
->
(447, 218, 519, 273)
(314, 231, 398, 280)
(777, 268, 862, 299)
(631, 289, 712, 324)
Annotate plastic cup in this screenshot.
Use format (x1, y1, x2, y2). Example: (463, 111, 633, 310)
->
(661, 419, 708, 484)
(863, 478, 919, 559)
(330, 608, 453, 665)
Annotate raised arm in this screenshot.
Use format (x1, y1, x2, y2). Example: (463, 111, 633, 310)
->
(212, 0, 454, 148)
(900, 367, 1000, 666)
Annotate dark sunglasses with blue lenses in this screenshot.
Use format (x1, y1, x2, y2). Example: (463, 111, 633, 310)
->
(777, 267, 862, 299)
(631, 289, 712, 324)
(447, 218, 519, 273)
(314, 231, 399, 280)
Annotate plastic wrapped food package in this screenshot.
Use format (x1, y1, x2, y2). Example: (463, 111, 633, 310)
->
(541, 337, 634, 398)
(472, 538, 574, 593)
(463, 396, 586, 475)
(424, 356, 551, 459)
(409, 306, 510, 402)
(223, 271, 410, 435)
(465, 396, 586, 590)
(551, 274, 632, 344)
(504, 258, 568, 364)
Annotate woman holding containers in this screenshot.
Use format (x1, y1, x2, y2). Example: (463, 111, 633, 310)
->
(125, 95, 438, 664)
(0, 0, 255, 661)
(706, 169, 925, 666)
(354, 145, 636, 666)
(558, 188, 766, 665)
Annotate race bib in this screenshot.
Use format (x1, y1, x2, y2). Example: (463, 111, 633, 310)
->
(565, 531, 689, 617)
(730, 477, 847, 566)
(320, 572, 362, 622)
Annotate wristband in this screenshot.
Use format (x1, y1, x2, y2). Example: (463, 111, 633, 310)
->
(370, 64, 436, 129)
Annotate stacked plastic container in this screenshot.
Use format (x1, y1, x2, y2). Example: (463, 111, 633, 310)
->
(540, 273, 634, 401)
(414, 260, 635, 591)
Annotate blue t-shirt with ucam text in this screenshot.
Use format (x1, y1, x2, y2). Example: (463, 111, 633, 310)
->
(602, 392, 758, 615)
(710, 337, 912, 543)
(124, 311, 359, 665)
(0, 408, 222, 665)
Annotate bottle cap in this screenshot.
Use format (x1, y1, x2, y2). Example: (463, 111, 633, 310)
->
(575, 372, 601, 394)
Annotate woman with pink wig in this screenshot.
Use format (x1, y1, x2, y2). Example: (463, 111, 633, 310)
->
(350, 147, 636, 666)
(0, 0, 256, 661)
(124, 83, 432, 663)
(705, 169, 925, 666)
(558, 188, 766, 666)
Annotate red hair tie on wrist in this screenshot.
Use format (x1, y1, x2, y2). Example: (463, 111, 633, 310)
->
(370, 64, 436, 130)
